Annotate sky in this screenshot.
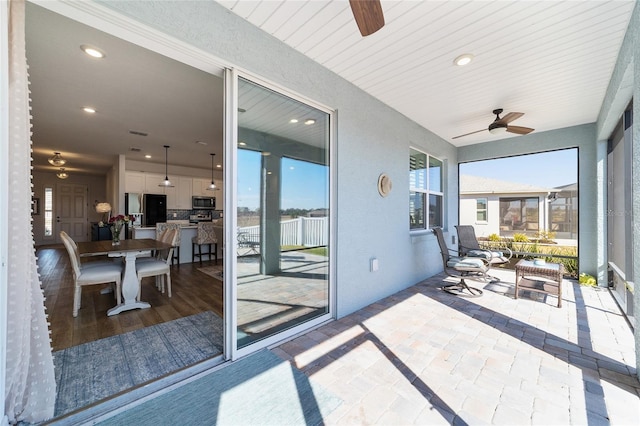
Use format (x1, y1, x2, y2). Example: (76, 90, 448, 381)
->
(237, 148, 577, 210)
(459, 148, 578, 188)
(237, 150, 329, 210)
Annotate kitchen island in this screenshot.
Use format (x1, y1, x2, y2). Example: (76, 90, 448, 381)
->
(131, 221, 222, 264)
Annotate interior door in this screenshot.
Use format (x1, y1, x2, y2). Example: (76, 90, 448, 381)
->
(56, 183, 88, 243)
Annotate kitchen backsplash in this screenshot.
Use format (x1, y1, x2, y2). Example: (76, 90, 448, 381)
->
(166, 209, 222, 221)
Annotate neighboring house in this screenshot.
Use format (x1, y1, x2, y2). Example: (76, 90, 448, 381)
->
(459, 175, 578, 241)
(1, 0, 638, 424)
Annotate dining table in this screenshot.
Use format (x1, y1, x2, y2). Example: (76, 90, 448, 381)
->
(77, 238, 173, 316)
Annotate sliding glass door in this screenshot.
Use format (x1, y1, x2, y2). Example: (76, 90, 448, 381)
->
(232, 76, 332, 352)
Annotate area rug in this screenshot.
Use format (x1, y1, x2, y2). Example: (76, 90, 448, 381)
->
(198, 265, 223, 281)
(98, 350, 342, 425)
(53, 311, 223, 417)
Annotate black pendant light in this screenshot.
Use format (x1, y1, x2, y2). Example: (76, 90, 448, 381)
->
(159, 145, 174, 187)
(207, 153, 218, 191)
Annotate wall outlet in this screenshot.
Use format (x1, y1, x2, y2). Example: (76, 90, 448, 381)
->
(370, 258, 379, 272)
(173, 212, 177, 218)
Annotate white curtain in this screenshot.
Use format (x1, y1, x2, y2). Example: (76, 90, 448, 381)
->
(4, 0, 56, 422)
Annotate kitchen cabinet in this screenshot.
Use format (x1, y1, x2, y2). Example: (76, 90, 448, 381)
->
(125, 172, 145, 193)
(126, 172, 222, 210)
(125, 172, 166, 194)
(191, 178, 210, 197)
(166, 177, 192, 209)
(192, 178, 223, 209)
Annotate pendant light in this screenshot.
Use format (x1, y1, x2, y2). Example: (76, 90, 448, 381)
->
(159, 145, 174, 187)
(56, 168, 69, 179)
(206, 153, 218, 191)
(48, 152, 67, 166)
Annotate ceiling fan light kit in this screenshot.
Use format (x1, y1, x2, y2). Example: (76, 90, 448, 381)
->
(452, 108, 534, 139)
(488, 123, 508, 134)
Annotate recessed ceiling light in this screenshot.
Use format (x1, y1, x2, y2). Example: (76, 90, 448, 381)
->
(83, 107, 96, 113)
(290, 119, 299, 124)
(238, 141, 247, 146)
(80, 44, 106, 59)
(145, 154, 152, 159)
(304, 119, 316, 125)
(216, 164, 222, 168)
(238, 108, 247, 113)
(195, 141, 208, 146)
(454, 53, 474, 66)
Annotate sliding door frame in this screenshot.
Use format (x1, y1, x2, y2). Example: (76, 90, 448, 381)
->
(227, 70, 336, 360)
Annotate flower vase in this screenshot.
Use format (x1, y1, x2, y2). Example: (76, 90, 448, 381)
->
(111, 223, 123, 245)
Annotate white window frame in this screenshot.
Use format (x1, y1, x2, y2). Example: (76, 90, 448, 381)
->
(410, 147, 444, 231)
(476, 197, 488, 223)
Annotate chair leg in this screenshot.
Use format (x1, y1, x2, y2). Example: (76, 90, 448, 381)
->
(198, 244, 203, 266)
(442, 278, 483, 297)
(214, 243, 218, 262)
(166, 273, 172, 298)
(73, 285, 81, 317)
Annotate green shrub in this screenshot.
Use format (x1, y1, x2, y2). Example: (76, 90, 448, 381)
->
(513, 233, 529, 242)
(579, 273, 597, 287)
(487, 233, 501, 242)
(534, 229, 557, 242)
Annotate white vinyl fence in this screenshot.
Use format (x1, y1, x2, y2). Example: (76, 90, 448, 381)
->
(238, 216, 328, 248)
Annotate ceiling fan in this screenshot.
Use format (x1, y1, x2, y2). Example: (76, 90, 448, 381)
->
(452, 108, 535, 140)
(350, 0, 385, 36)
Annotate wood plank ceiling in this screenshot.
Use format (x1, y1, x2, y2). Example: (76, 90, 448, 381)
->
(218, 0, 635, 146)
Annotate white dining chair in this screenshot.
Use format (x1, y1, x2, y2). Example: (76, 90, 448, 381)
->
(60, 231, 124, 317)
(136, 228, 178, 299)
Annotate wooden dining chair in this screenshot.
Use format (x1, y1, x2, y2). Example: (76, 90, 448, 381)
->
(155, 222, 181, 266)
(136, 229, 178, 299)
(60, 231, 124, 317)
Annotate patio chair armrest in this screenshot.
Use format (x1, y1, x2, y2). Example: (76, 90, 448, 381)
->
(500, 247, 513, 260)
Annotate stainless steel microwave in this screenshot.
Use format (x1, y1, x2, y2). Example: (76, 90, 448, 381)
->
(192, 196, 215, 209)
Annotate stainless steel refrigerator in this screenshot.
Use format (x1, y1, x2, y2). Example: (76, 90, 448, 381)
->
(142, 194, 167, 227)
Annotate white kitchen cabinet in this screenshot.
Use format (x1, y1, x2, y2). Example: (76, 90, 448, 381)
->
(144, 173, 166, 194)
(191, 178, 210, 197)
(166, 177, 192, 209)
(125, 172, 145, 193)
(125, 172, 167, 194)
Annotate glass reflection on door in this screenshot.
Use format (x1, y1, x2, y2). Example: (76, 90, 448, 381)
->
(236, 77, 330, 348)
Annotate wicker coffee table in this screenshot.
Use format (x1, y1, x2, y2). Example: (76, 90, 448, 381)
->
(514, 259, 564, 308)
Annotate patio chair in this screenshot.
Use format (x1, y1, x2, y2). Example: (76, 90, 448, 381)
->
(432, 227, 490, 297)
(455, 225, 512, 266)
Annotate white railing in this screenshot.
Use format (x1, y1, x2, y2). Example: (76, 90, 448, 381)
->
(238, 216, 328, 248)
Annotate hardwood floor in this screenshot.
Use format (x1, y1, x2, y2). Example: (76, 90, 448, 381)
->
(37, 246, 223, 351)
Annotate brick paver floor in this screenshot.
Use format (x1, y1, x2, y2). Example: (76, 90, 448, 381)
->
(273, 269, 639, 425)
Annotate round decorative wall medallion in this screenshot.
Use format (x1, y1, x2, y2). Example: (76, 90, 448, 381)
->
(378, 173, 392, 197)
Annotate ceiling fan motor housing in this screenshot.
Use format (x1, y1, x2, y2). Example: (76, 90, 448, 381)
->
(488, 121, 508, 133)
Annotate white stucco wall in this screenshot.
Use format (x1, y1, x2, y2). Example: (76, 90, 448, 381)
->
(93, 0, 457, 318)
